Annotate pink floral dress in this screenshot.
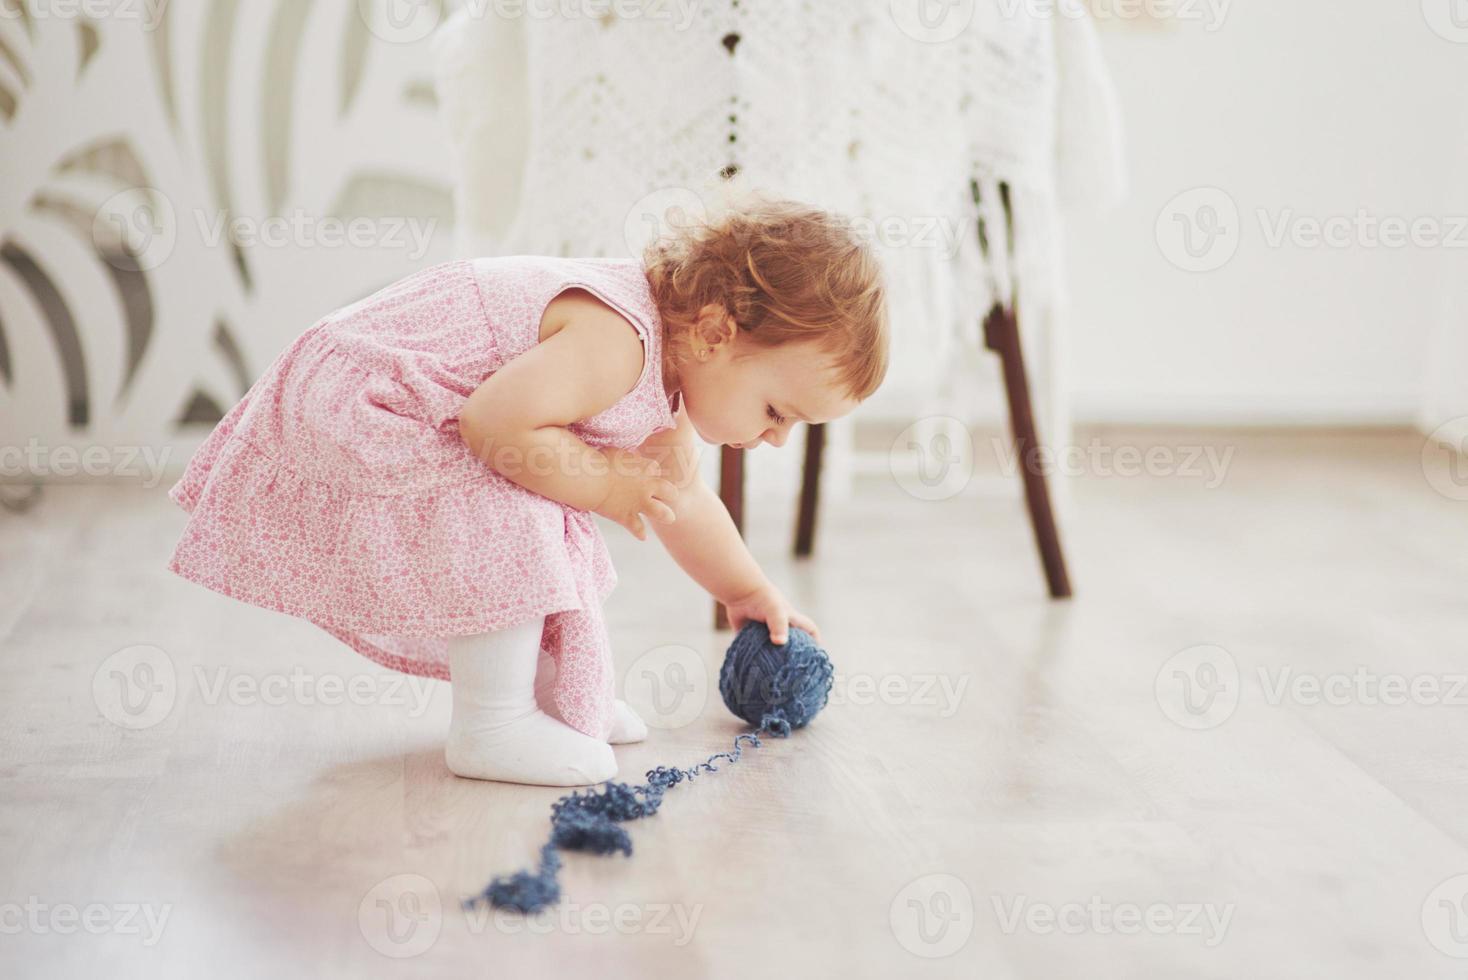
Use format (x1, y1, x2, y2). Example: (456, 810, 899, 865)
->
(167, 256, 679, 741)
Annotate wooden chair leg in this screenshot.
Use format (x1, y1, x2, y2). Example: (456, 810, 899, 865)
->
(714, 444, 745, 629)
(984, 302, 1073, 599)
(793, 422, 825, 557)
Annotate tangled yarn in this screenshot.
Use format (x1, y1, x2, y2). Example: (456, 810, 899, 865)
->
(466, 621, 834, 914)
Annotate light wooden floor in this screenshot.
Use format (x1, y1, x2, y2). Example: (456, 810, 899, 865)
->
(2, 429, 1467, 978)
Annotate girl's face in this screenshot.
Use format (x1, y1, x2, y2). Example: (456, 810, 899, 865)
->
(670, 307, 859, 448)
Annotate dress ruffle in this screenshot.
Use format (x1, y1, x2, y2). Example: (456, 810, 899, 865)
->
(169, 430, 617, 638)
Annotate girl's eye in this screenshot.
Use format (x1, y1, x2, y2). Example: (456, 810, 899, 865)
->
(766, 405, 786, 425)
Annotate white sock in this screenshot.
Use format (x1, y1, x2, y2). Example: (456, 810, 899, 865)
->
(445, 618, 617, 787)
(609, 700, 648, 744)
(534, 651, 648, 744)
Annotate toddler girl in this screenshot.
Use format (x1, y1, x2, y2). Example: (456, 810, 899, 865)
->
(167, 197, 889, 787)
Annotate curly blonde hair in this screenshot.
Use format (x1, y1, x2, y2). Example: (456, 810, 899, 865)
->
(643, 196, 890, 403)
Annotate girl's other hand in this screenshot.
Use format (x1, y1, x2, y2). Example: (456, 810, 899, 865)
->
(595, 449, 679, 541)
(723, 581, 821, 646)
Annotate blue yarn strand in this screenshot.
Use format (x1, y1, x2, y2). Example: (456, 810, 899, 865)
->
(465, 623, 833, 915)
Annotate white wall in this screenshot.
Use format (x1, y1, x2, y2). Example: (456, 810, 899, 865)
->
(1420, 108, 1468, 449)
(1064, 2, 1467, 427)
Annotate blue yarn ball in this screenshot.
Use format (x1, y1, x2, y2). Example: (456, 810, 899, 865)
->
(718, 621, 834, 737)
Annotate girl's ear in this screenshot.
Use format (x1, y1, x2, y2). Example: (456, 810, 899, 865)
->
(693, 304, 737, 349)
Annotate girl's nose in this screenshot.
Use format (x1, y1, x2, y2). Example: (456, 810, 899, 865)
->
(765, 426, 789, 448)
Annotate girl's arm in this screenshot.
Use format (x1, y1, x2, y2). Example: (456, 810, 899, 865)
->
(638, 409, 823, 645)
(457, 293, 679, 538)
(639, 408, 762, 602)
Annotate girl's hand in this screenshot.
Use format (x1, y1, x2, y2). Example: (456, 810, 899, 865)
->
(722, 581, 822, 646)
(594, 449, 679, 541)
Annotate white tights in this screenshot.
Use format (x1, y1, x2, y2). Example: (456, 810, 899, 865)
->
(445, 617, 646, 787)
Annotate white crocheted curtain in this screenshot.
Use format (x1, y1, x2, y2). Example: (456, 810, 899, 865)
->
(434, 0, 1123, 451)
